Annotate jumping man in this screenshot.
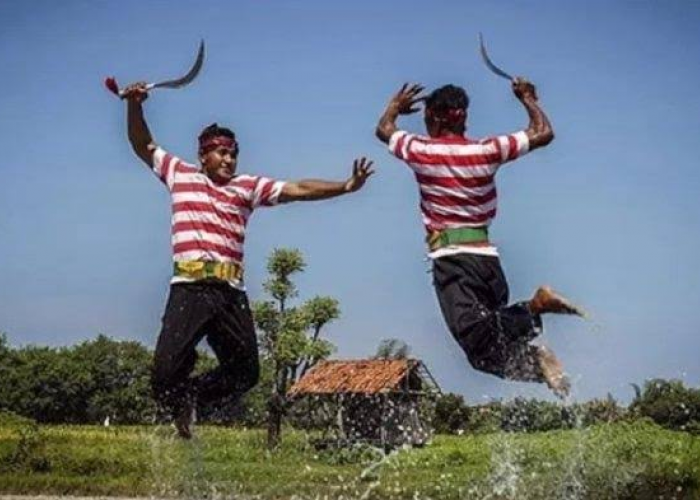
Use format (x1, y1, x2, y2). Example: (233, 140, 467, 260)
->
(375, 79, 583, 397)
(122, 82, 373, 437)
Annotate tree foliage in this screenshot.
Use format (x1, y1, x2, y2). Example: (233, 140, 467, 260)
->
(373, 338, 411, 360)
(252, 248, 340, 448)
(0, 335, 155, 424)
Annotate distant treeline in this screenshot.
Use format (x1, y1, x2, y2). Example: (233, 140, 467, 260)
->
(1, 333, 698, 434)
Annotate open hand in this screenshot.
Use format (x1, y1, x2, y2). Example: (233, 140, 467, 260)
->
(122, 81, 150, 103)
(512, 77, 538, 102)
(344, 157, 375, 192)
(389, 83, 425, 115)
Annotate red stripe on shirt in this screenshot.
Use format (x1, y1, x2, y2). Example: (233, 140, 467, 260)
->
(172, 221, 244, 244)
(415, 173, 494, 189)
(420, 188, 497, 207)
(407, 149, 502, 167)
(172, 201, 246, 227)
(161, 154, 174, 182)
(256, 179, 275, 206)
(507, 135, 517, 161)
(233, 178, 258, 190)
(394, 134, 407, 159)
(172, 183, 248, 208)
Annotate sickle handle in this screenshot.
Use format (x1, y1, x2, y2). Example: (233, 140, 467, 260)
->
(104, 77, 155, 98)
(104, 77, 124, 97)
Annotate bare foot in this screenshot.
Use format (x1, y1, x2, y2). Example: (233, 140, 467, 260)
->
(530, 286, 586, 317)
(173, 402, 196, 440)
(537, 345, 571, 399)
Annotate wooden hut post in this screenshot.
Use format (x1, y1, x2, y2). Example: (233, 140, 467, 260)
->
(336, 393, 345, 440)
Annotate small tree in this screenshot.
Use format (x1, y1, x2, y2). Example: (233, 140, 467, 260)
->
(253, 248, 340, 449)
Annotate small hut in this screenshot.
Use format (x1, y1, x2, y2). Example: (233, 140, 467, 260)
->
(288, 359, 441, 449)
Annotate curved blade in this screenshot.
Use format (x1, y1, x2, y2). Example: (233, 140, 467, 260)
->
(152, 40, 205, 90)
(478, 33, 513, 81)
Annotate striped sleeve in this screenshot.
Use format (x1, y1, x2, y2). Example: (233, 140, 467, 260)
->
(251, 176, 286, 208)
(479, 131, 530, 165)
(151, 147, 182, 191)
(388, 130, 421, 162)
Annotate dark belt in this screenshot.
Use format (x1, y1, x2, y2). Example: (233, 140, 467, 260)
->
(427, 227, 489, 251)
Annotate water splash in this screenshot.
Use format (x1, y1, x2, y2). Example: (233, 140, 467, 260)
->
(485, 433, 523, 499)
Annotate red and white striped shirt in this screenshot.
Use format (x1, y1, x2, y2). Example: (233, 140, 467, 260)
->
(152, 147, 286, 286)
(388, 130, 530, 257)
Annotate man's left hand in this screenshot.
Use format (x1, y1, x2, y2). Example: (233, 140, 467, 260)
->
(512, 77, 538, 102)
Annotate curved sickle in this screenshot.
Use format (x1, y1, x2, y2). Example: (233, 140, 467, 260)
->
(104, 40, 205, 98)
(152, 40, 205, 90)
(478, 33, 513, 81)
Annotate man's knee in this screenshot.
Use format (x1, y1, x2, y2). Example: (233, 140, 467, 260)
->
(219, 357, 260, 394)
(237, 359, 260, 393)
(151, 357, 194, 403)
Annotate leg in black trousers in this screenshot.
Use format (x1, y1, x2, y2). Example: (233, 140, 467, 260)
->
(152, 283, 212, 417)
(432, 253, 545, 383)
(194, 284, 260, 406)
(152, 280, 260, 421)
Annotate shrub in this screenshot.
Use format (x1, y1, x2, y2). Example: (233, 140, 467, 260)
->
(579, 394, 626, 426)
(629, 378, 700, 432)
(501, 397, 572, 432)
(433, 393, 471, 434)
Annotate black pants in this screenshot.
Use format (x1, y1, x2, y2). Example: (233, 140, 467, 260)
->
(152, 279, 260, 417)
(433, 253, 545, 382)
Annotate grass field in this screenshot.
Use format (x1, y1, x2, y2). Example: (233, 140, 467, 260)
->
(0, 421, 698, 499)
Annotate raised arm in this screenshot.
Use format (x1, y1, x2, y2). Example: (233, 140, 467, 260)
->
(123, 82, 157, 167)
(512, 78, 554, 150)
(278, 157, 374, 203)
(375, 83, 424, 144)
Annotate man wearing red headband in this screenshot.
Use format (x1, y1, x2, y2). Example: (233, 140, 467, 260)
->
(121, 82, 373, 438)
(375, 79, 583, 398)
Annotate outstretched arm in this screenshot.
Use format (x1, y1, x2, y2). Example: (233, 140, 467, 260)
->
(123, 82, 157, 167)
(278, 157, 374, 203)
(375, 83, 424, 144)
(512, 78, 554, 150)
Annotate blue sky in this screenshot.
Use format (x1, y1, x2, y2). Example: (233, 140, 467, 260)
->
(1, 0, 699, 403)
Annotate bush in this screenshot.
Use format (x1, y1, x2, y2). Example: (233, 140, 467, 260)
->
(629, 378, 700, 432)
(0, 335, 242, 425)
(433, 393, 471, 434)
(501, 397, 573, 432)
(578, 394, 626, 426)
(0, 336, 155, 424)
(467, 402, 503, 433)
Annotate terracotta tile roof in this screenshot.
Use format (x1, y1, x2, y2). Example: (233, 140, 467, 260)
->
(288, 359, 419, 396)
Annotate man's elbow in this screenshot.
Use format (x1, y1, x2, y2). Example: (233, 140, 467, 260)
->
(129, 140, 154, 166)
(375, 125, 389, 144)
(541, 129, 555, 146)
(530, 128, 554, 149)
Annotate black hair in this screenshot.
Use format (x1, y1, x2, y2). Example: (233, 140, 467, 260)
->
(425, 84, 470, 113)
(198, 122, 236, 144)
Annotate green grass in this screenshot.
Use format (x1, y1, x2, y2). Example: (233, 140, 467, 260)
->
(0, 421, 698, 499)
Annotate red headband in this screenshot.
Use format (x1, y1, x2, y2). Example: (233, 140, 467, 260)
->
(427, 107, 466, 126)
(199, 136, 238, 155)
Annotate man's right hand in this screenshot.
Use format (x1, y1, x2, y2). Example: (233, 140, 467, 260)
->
(388, 83, 425, 115)
(376, 83, 425, 144)
(125, 81, 156, 167)
(122, 82, 149, 104)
